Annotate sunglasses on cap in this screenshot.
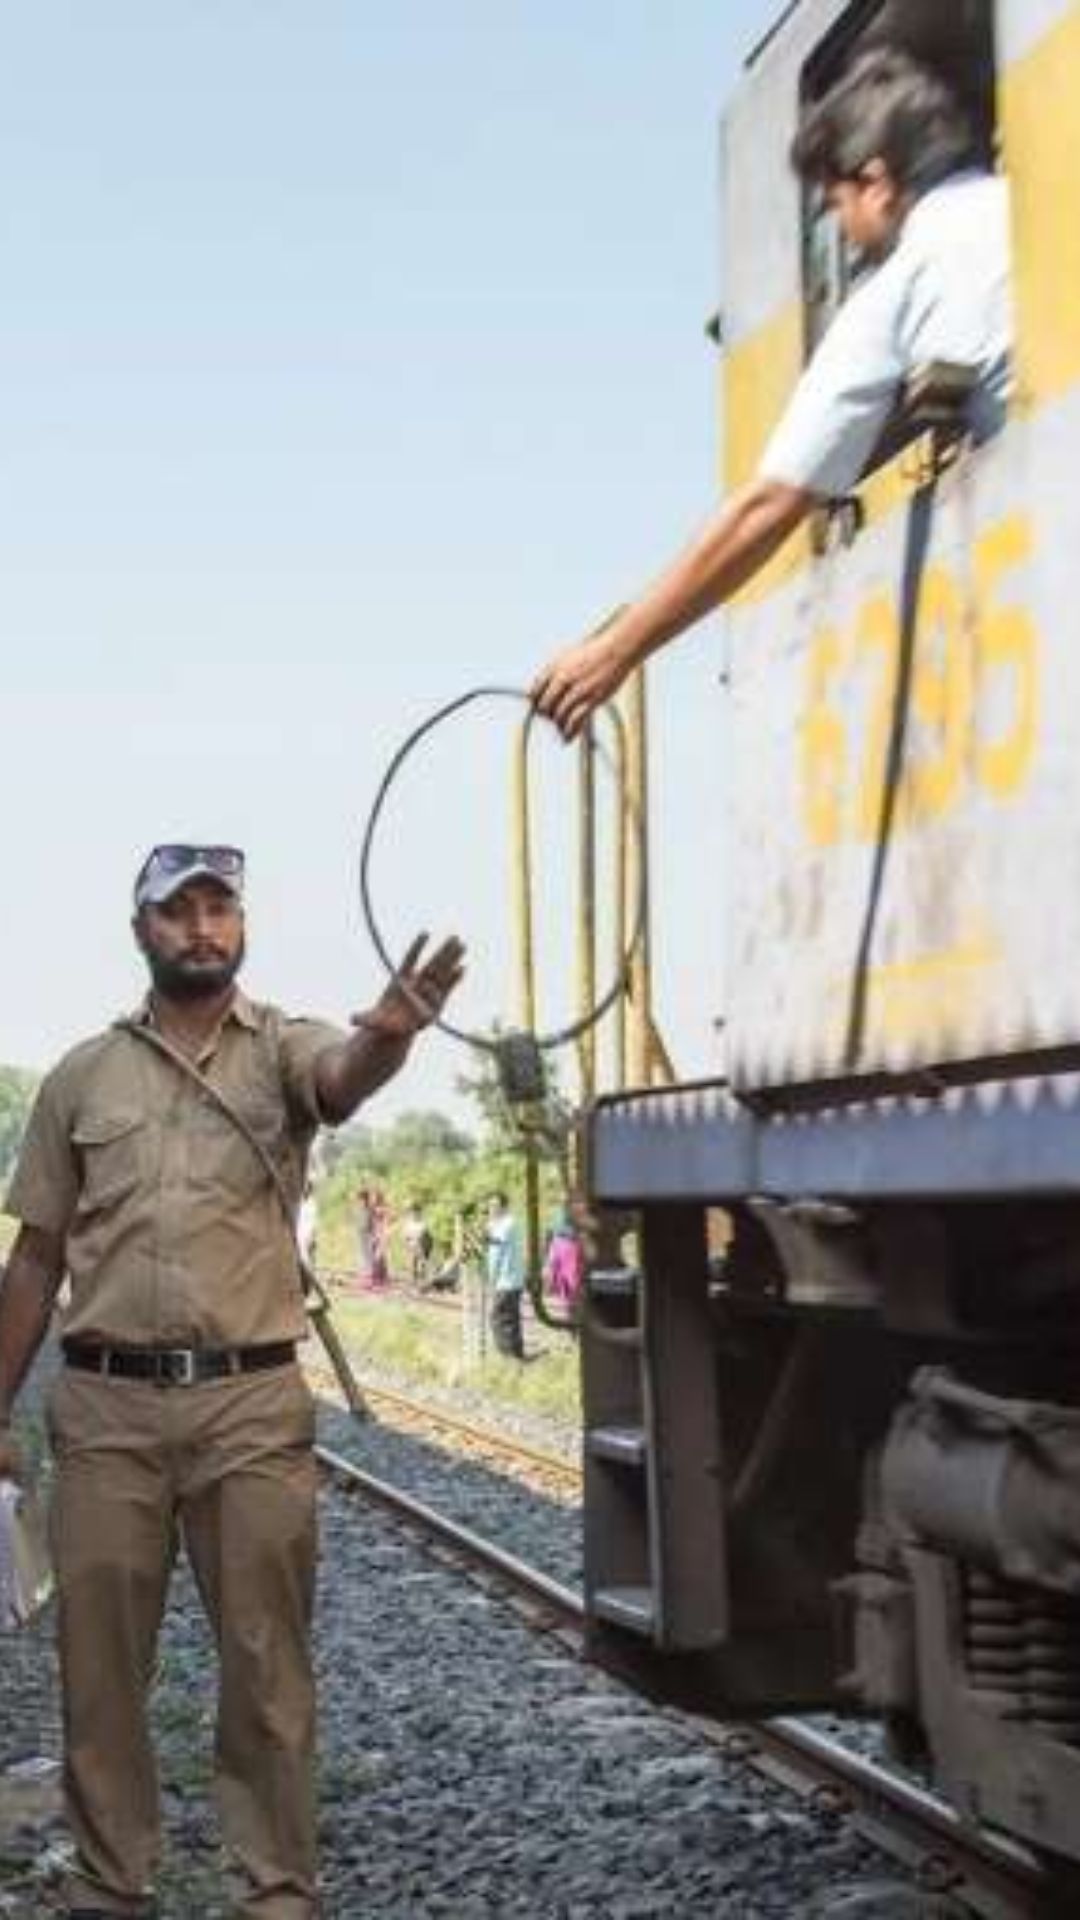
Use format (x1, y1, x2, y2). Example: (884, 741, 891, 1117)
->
(134, 844, 245, 908)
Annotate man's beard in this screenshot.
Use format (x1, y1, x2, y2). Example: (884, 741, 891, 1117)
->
(144, 936, 246, 1002)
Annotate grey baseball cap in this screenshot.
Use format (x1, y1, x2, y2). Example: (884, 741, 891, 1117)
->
(134, 844, 245, 909)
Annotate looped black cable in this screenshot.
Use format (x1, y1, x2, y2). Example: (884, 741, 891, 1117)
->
(358, 686, 646, 1055)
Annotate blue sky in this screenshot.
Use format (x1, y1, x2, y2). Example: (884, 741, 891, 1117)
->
(1, 1, 776, 1119)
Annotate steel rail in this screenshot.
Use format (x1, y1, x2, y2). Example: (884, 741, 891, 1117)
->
(749, 1720, 1056, 1920)
(315, 1442, 581, 1621)
(304, 1353, 582, 1493)
(315, 1442, 1070, 1920)
(356, 1382, 582, 1490)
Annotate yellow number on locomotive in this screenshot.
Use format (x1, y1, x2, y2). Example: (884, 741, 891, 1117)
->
(800, 512, 1038, 848)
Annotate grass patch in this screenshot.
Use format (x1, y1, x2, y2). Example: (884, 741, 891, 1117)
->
(324, 1289, 581, 1428)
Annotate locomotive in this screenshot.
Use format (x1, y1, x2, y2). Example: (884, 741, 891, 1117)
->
(582, 0, 1080, 1871)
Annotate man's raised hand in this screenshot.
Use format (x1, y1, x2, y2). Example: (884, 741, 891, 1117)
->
(352, 934, 466, 1043)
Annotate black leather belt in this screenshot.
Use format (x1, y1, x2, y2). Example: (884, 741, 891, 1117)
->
(62, 1340, 296, 1386)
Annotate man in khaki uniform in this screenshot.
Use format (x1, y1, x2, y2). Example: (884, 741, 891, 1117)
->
(0, 842, 464, 1919)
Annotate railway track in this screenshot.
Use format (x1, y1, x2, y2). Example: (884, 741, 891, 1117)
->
(304, 1360, 583, 1500)
(321, 1272, 461, 1312)
(316, 1440, 1074, 1920)
(360, 1381, 581, 1498)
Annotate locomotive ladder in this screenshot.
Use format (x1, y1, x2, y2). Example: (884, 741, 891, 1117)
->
(581, 1206, 727, 1649)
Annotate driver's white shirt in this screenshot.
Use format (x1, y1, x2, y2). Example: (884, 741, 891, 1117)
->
(758, 170, 1011, 499)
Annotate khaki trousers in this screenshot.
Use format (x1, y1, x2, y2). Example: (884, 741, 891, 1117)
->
(48, 1362, 318, 1918)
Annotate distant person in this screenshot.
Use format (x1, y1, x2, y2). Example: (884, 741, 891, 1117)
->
(0, 841, 463, 1919)
(355, 1184, 389, 1290)
(402, 1202, 434, 1285)
(543, 1201, 585, 1311)
(425, 1254, 460, 1294)
(371, 1189, 392, 1285)
(485, 1191, 525, 1360)
(355, 1186, 375, 1286)
(532, 47, 1011, 738)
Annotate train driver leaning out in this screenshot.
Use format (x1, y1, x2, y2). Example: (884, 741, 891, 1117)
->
(0, 843, 464, 1920)
(532, 44, 1012, 740)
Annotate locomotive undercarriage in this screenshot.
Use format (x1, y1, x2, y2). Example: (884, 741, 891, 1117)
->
(730, 1195, 1080, 1860)
(582, 1180, 1080, 1865)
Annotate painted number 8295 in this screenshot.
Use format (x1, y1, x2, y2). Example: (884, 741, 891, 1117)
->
(799, 512, 1038, 849)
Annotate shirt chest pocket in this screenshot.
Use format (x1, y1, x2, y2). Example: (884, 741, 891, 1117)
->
(72, 1109, 145, 1215)
(187, 1092, 286, 1201)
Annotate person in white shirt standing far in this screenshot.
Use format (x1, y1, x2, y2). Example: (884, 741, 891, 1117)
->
(532, 45, 1012, 740)
(485, 1192, 526, 1360)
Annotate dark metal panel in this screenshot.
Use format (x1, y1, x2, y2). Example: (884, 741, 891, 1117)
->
(592, 1088, 757, 1202)
(640, 1207, 728, 1649)
(591, 1076, 1080, 1203)
(759, 1082, 1080, 1198)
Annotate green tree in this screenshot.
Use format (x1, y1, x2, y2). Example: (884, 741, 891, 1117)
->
(0, 1066, 37, 1185)
(383, 1109, 473, 1164)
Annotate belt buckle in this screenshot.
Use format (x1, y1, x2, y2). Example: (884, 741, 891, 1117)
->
(162, 1348, 198, 1387)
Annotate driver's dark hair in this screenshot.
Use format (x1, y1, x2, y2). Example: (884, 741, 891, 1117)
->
(791, 46, 978, 195)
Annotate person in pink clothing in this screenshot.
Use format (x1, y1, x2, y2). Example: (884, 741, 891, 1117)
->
(543, 1202, 585, 1310)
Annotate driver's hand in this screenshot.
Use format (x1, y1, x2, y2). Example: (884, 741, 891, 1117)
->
(531, 633, 631, 742)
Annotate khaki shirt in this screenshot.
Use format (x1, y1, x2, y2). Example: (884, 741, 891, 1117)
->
(5, 991, 345, 1347)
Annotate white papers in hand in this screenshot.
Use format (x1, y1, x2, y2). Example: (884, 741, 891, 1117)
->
(0, 1478, 53, 1630)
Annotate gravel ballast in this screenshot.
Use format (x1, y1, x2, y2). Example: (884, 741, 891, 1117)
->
(316, 1396, 581, 1592)
(1, 1356, 949, 1917)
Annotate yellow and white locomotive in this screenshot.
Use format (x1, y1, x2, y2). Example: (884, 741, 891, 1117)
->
(584, 0, 1080, 1871)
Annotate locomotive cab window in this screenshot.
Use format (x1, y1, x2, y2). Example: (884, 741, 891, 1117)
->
(797, 0, 1000, 479)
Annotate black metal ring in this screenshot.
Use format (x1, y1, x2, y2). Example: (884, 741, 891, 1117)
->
(358, 686, 646, 1055)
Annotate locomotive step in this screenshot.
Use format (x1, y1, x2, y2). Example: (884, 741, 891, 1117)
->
(591, 1584, 657, 1636)
(587, 1267, 641, 1299)
(585, 1425, 648, 1468)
